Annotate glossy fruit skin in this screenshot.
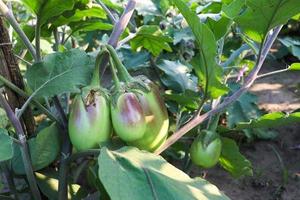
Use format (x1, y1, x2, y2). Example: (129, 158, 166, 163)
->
(111, 92, 146, 142)
(190, 130, 222, 168)
(68, 91, 111, 151)
(129, 78, 169, 152)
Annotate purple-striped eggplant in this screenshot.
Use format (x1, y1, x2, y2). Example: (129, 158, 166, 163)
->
(68, 89, 111, 151)
(110, 92, 146, 142)
(106, 45, 169, 152)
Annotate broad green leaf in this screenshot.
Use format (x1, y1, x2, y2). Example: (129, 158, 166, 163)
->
(156, 60, 198, 93)
(206, 15, 232, 40)
(26, 49, 94, 98)
(22, 0, 75, 26)
(12, 123, 60, 174)
(0, 129, 13, 162)
(36, 171, 82, 200)
(235, 0, 300, 42)
(52, 7, 107, 27)
(173, 0, 228, 99)
(278, 37, 300, 59)
(70, 20, 113, 33)
(98, 147, 230, 200)
(290, 63, 300, 70)
(222, 0, 245, 19)
(219, 137, 253, 178)
(236, 112, 300, 130)
(164, 90, 200, 110)
(130, 25, 172, 56)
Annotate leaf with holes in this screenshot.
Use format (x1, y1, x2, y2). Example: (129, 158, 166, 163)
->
(26, 49, 94, 98)
(98, 147, 230, 200)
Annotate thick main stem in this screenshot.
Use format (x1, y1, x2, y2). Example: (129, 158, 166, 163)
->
(155, 26, 283, 155)
(0, 94, 41, 200)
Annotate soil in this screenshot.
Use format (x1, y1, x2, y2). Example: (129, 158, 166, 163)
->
(190, 60, 300, 200)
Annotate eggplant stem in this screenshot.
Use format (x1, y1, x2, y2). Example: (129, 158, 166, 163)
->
(105, 44, 133, 83)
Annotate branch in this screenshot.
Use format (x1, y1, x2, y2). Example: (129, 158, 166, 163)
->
(95, 0, 117, 24)
(55, 96, 72, 200)
(155, 25, 283, 155)
(0, 0, 37, 60)
(100, 0, 137, 78)
(257, 66, 289, 79)
(0, 74, 59, 123)
(0, 94, 41, 200)
(107, 0, 137, 47)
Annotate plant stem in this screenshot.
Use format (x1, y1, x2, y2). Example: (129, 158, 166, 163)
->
(54, 96, 72, 200)
(0, 163, 19, 200)
(0, 94, 41, 200)
(96, 0, 117, 24)
(0, 0, 37, 60)
(90, 48, 106, 87)
(107, 0, 137, 47)
(106, 44, 132, 82)
(35, 18, 41, 61)
(257, 67, 289, 79)
(0, 74, 59, 122)
(154, 26, 283, 155)
(108, 51, 121, 89)
(66, 149, 100, 164)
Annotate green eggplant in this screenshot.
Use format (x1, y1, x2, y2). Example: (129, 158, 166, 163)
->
(111, 92, 146, 142)
(68, 89, 111, 151)
(106, 45, 169, 152)
(129, 78, 169, 151)
(190, 130, 222, 168)
(68, 90, 111, 151)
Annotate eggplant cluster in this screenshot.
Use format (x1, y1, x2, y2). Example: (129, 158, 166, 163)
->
(68, 45, 169, 152)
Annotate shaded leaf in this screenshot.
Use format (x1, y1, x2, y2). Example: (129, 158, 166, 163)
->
(227, 84, 276, 140)
(278, 37, 300, 59)
(235, 0, 300, 42)
(98, 147, 230, 200)
(219, 137, 253, 178)
(26, 49, 95, 98)
(36, 171, 82, 200)
(156, 60, 198, 93)
(12, 123, 60, 174)
(0, 129, 13, 162)
(130, 25, 172, 56)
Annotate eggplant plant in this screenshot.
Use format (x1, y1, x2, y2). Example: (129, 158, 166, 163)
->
(0, 0, 299, 200)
